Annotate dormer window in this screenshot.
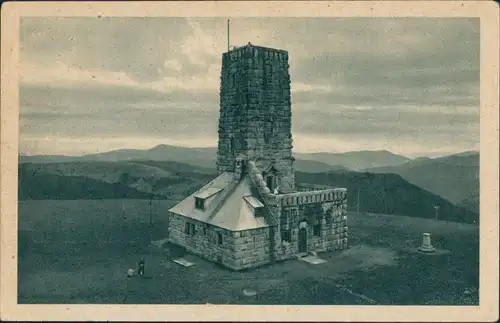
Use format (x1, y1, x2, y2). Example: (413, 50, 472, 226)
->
(195, 197, 204, 210)
(254, 206, 265, 217)
(244, 196, 265, 217)
(194, 187, 223, 211)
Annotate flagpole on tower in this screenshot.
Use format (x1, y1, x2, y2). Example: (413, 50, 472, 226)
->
(227, 19, 230, 51)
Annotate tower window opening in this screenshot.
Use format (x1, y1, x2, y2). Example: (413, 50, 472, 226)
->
(266, 176, 274, 191)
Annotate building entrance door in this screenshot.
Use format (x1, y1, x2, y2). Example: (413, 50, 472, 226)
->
(298, 226, 308, 253)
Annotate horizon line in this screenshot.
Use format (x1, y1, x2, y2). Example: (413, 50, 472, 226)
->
(18, 144, 479, 160)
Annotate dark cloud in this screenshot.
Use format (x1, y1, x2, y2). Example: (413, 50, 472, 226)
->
(20, 84, 219, 138)
(292, 82, 479, 108)
(294, 106, 477, 136)
(20, 83, 219, 109)
(20, 17, 216, 83)
(19, 17, 480, 156)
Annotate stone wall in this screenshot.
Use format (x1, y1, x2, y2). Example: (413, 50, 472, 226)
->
(231, 227, 273, 269)
(277, 188, 348, 208)
(169, 212, 275, 270)
(216, 44, 295, 192)
(274, 188, 349, 259)
(169, 187, 348, 270)
(168, 213, 236, 268)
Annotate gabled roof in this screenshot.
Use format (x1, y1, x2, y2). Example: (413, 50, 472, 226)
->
(168, 172, 271, 231)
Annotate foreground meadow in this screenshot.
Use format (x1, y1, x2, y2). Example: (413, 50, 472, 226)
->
(18, 199, 479, 304)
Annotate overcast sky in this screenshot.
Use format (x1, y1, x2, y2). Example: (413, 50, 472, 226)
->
(19, 17, 479, 158)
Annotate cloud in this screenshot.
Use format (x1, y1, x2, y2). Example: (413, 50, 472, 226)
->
(19, 17, 480, 157)
(20, 84, 219, 140)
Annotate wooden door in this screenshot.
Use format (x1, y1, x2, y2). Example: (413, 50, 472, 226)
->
(298, 227, 308, 253)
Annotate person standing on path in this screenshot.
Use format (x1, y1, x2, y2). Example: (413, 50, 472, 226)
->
(138, 257, 145, 277)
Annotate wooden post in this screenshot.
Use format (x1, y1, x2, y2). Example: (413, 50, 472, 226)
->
(357, 188, 360, 216)
(434, 205, 440, 220)
(149, 197, 153, 242)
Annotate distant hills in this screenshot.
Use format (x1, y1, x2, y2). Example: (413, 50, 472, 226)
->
(295, 150, 410, 170)
(18, 157, 478, 223)
(18, 166, 155, 200)
(364, 152, 479, 214)
(19, 145, 480, 215)
(20, 144, 358, 173)
(295, 171, 477, 224)
(19, 145, 217, 167)
(19, 160, 216, 202)
(20, 145, 413, 172)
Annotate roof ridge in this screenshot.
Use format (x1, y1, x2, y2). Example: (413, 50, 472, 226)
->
(206, 176, 242, 222)
(245, 162, 279, 226)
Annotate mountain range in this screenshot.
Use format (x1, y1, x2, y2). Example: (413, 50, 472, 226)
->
(19, 145, 479, 214)
(364, 152, 479, 214)
(20, 144, 410, 171)
(19, 158, 478, 224)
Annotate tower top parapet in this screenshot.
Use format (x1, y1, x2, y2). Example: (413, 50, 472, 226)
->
(224, 42, 289, 57)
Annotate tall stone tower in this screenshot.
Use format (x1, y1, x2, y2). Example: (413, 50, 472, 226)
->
(216, 43, 296, 193)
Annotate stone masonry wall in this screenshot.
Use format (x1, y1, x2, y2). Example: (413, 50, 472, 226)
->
(216, 44, 295, 192)
(169, 212, 275, 270)
(231, 227, 273, 270)
(169, 188, 348, 270)
(274, 188, 348, 260)
(168, 213, 236, 268)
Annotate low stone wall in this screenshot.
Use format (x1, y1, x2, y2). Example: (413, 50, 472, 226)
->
(277, 188, 347, 207)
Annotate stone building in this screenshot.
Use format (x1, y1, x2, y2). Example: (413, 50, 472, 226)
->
(168, 43, 348, 270)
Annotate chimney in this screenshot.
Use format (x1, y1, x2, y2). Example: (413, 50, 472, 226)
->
(235, 155, 245, 180)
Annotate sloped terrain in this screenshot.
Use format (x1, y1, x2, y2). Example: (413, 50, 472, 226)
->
(18, 170, 154, 200)
(295, 150, 410, 170)
(18, 161, 214, 202)
(18, 160, 476, 223)
(18, 199, 479, 305)
(20, 145, 407, 173)
(295, 171, 478, 224)
(20, 161, 174, 184)
(365, 153, 479, 212)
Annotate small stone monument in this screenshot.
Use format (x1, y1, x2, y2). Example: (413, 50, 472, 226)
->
(418, 232, 436, 253)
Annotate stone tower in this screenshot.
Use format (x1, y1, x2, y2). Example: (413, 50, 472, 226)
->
(216, 43, 296, 193)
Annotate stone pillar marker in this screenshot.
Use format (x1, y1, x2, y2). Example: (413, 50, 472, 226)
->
(418, 232, 436, 253)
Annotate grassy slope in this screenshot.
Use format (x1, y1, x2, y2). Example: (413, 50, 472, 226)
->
(365, 154, 479, 212)
(18, 168, 154, 200)
(457, 189, 480, 215)
(295, 171, 478, 224)
(20, 161, 174, 184)
(19, 162, 215, 201)
(18, 199, 479, 305)
(295, 150, 410, 170)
